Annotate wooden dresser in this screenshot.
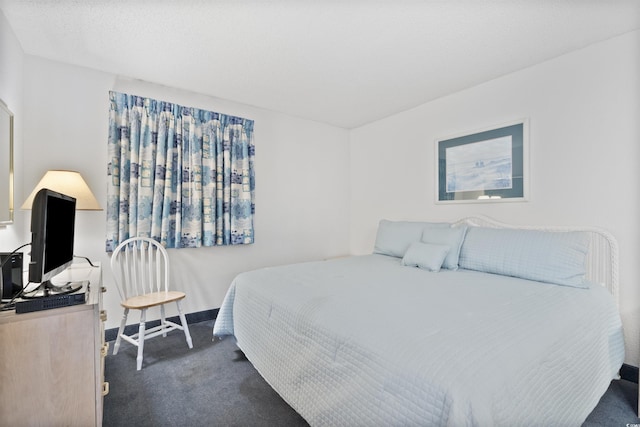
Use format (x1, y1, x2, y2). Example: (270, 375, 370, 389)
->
(0, 262, 107, 426)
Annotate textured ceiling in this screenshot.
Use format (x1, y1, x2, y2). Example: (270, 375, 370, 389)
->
(1, 0, 639, 128)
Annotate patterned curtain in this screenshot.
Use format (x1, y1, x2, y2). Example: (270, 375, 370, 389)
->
(106, 91, 255, 251)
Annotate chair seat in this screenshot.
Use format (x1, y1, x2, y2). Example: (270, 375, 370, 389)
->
(122, 291, 186, 310)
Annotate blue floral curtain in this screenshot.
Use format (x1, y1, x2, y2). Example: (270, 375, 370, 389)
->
(106, 91, 255, 251)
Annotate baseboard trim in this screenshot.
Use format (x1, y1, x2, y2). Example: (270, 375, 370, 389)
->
(621, 363, 638, 384)
(105, 308, 218, 342)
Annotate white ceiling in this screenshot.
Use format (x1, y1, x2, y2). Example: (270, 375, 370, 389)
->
(1, 0, 639, 129)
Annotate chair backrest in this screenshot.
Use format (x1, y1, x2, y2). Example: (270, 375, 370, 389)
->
(110, 237, 170, 301)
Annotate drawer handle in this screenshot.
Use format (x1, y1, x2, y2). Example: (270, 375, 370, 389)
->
(102, 382, 110, 396)
(100, 310, 107, 322)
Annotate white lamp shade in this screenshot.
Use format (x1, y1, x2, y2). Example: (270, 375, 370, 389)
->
(21, 170, 102, 210)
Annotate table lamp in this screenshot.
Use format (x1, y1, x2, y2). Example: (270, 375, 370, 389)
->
(21, 170, 102, 210)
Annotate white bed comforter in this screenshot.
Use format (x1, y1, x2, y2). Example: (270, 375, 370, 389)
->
(213, 255, 624, 426)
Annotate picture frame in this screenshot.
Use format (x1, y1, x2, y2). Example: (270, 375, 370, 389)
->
(435, 119, 528, 203)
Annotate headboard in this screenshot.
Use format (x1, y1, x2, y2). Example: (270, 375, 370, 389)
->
(453, 216, 619, 305)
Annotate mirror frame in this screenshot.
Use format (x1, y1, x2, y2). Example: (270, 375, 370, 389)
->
(0, 99, 14, 225)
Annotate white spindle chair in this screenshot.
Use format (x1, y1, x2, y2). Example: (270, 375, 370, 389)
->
(110, 236, 193, 370)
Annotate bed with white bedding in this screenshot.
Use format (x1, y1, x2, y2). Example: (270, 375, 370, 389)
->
(213, 216, 624, 426)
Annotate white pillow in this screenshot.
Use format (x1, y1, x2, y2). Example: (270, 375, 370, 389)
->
(373, 219, 450, 258)
(421, 225, 468, 270)
(401, 242, 450, 272)
(459, 227, 590, 287)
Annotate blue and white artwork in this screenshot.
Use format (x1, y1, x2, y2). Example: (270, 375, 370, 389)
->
(445, 136, 513, 193)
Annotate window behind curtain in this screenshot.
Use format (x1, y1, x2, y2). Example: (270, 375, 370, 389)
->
(106, 91, 255, 251)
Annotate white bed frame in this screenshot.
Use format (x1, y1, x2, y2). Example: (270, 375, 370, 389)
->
(454, 216, 619, 305)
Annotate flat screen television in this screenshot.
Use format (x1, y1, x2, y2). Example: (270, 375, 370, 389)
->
(24, 188, 81, 298)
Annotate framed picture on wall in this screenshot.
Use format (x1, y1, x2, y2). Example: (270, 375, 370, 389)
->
(435, 119, 529, 203)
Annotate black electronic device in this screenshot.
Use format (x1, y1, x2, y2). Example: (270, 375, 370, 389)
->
(15, 282, 87, 314)
(0, 252, 23, 300)
(24, 188, 81, 299)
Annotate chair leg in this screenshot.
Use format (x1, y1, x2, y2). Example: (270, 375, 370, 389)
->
(160, 304, 167, 337)
(136, 309, 147, 370)
(113, 308, 129, 355)
(176, 300, 193, 349)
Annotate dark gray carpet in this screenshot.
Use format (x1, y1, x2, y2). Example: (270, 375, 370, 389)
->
(103, 320, 639, 426)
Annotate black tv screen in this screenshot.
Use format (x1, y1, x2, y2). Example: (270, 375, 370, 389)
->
(29, 188, 76, 285)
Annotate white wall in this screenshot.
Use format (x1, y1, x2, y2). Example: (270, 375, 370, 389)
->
(18, 57, 350, 329)
(349, 31, 640, 365)
(0, 9, 24, 249)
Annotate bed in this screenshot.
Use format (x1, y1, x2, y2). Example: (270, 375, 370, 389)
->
(213, 216, 624, 426)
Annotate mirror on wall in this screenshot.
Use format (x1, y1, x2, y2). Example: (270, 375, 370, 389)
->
(0, 99, 14, 225)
